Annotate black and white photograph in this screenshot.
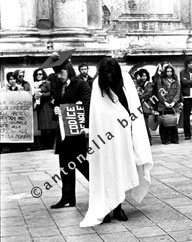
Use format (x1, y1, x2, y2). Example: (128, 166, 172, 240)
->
(0, 0, 192, 241)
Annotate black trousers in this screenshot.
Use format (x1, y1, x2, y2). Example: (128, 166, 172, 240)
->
(58, 137, 89, 201)
(159, 123, 179, 143)
(144, 114, 152, 144)
(159, 109, 179, 143)
(183, 98, 192, 138)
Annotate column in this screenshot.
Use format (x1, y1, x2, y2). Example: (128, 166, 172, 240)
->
(186, 0, 192, 48)
(53, 0, 87, 28)
(1, 0, 36, 30)
(87, 0, 102, 29)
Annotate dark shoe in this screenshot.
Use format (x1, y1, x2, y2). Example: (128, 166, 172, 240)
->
(171, 141, 179, 144)
(50, 198, 76, 209)
(185, 136, 191, 140)
(102, 214, 111, 223)
(162, 141, 170, 145)
(113, 205, 128, 221)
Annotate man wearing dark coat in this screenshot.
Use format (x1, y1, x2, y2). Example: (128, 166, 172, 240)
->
(40, 50, 91, 209)
(78, 62, 94, 89)
(180, 56, 192, 140)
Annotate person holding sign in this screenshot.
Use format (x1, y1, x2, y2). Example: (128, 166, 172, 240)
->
(5, 72, 23, 91)
(40, 50, 91, 209)
(15, 70, 31, 92)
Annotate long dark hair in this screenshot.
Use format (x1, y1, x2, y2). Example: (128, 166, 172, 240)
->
(139, 68, 150, 82)
(164, 64, 176, 79)
(33, 68, 47, 82)
(184, 56, 192, 70)
(98, 57, 124, 102)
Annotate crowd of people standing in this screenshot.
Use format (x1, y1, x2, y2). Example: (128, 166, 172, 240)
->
(133, 57, 192, 145)
(1, 52, 191, 228)
(1, 56, 191, 152)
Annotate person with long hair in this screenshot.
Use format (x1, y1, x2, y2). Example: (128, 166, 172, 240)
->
(80, 57, 153, 227)
(157, 64, 181, 144)
(180, 56, 192, 140)
(136, 68, 153, 145)
(33, 68, 57, 149)
(40, 50, 91, 209)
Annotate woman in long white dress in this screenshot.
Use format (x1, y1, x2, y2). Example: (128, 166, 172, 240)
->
(80, 57, 153, 227)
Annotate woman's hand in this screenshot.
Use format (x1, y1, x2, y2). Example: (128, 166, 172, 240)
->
(169, 102, 175, 108)
(34, 92, 42, 99)
(54, 106, 61, 116)
(164, 102, 170, 108)
(80, 128, 89, 138)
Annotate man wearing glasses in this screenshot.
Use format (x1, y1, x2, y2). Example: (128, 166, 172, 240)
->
(15, 70, 31, 91)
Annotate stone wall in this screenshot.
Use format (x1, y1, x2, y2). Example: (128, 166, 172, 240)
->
(0, 0, 192, 81)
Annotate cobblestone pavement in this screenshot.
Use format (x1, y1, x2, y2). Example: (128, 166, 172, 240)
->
(1, 136, 192, 242)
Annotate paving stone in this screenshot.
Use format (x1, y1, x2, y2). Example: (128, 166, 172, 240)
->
(139, 235, 175, 242)
(19, 203, 46, 211)
(175, 205, 192, 216)
(131, 226, 166, 238)
(1, 209, 23, 218)
(100, 231, 139, 242)
(28, 226, 61, 238)
(33, 236, 66, 242)
(122, 215, 155, 229)
(1, 225, 29, 237)
(51, 210, 83, 220)
(22, 210, 51, 220)
(1, 216, 26, 227)
(158, 219, 192, 232)
(150, 184, 175, 195)
(1, 139, 192, 242)
(152, 172, 181, 180)
(25, 217, 55, 227)
(145, 210, 187, 222)
(59, 225, 94, 236)
(1, 236, 33, 242)
(1, 202, 19, 210)
(93, 221, 127, 234)
(54, 217, 82, 227)
(169, 230, 192, 242)
(164, 197, 192, 207)
(159, 176, 191, 183)
(65, 233, 103, 242)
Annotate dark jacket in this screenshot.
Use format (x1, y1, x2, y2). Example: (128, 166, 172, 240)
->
(180, 69, 192, 97)
(78, 74, 94, 89)
(157, 77, 181, 112)
(17, 80, 31, 91)
(54, 77, 91, 154)
(36, 80, 57, 130)
(137, 81, 153, 114)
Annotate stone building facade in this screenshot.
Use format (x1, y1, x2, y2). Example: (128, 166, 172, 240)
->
(0, 0, 192, 84)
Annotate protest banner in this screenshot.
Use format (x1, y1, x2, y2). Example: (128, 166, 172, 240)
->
(60, 103, 85, 137)
(0, 91, 33, 143)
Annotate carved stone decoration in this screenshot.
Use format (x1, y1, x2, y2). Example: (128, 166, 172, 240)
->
(37, 0, 52, 29)
(38, 0, 50, 20)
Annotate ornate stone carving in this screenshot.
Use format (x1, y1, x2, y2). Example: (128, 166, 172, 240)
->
(38, 0, 50, 20)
